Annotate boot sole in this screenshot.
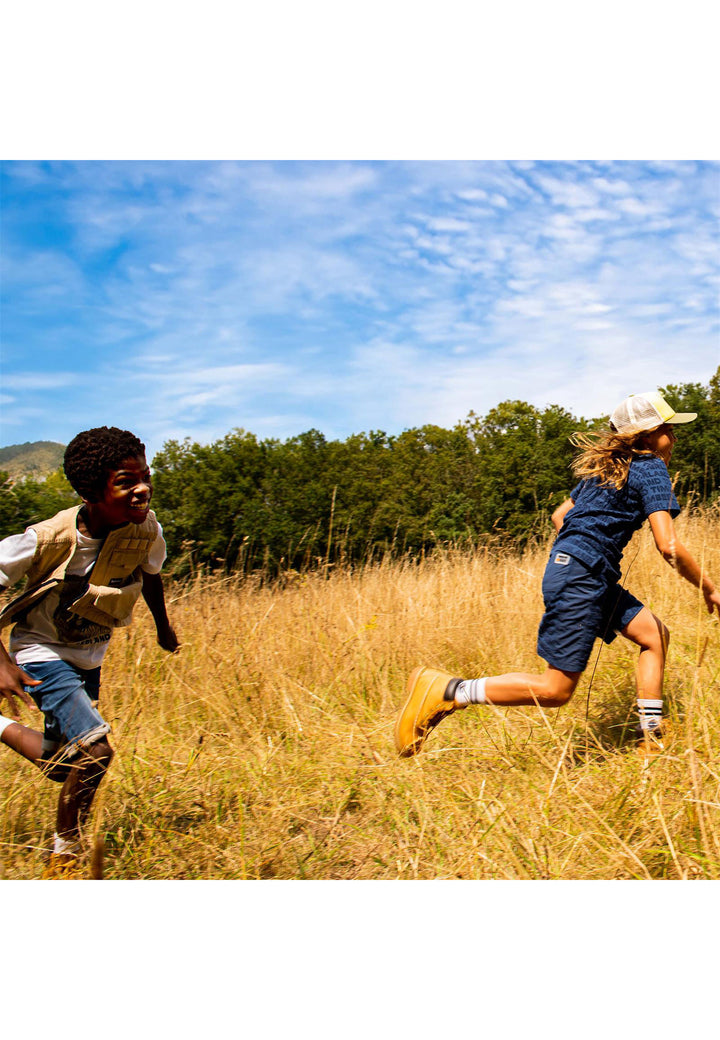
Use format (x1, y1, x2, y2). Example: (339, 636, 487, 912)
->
(395, 666, 433, 757)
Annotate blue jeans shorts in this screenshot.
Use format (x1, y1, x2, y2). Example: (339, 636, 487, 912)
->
(536, 552, 644, 672)
(22, 659, 110, 759)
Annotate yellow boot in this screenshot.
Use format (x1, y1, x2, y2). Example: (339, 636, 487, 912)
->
(42, 852, 86, 880)
(395, 666, 461, 757)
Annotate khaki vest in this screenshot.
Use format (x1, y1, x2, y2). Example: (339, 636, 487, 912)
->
(0, 506, 160, 632)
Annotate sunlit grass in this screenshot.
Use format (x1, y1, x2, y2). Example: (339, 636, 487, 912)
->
(1, 507, 718, 879)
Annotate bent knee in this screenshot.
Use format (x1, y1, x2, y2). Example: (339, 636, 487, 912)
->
(90, 738, 114, 768)
(539, 671, 579, 707)
(542, 688, 575, 708)
(77, 736, 114, 771)
(646, 618, 670, 655)
(625, 609, 670, 655)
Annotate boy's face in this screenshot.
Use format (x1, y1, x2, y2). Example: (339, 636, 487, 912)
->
(88, 455, 153, 528)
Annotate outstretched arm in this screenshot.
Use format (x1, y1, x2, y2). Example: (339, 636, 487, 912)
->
(141, 571, 180, 652)
(648, 510, 720, 617)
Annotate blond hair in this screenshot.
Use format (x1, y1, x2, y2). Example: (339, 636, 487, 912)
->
(570, 428, 656, 490)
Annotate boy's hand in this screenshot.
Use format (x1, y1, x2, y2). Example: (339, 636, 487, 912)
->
(0, 660, 41, 719)
(142, 573, 180, 652)
(704, 588, 720, 618)
(156, 622, 180, 654)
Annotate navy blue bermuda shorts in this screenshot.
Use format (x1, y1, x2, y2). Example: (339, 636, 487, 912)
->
(536, 551, 644, 672)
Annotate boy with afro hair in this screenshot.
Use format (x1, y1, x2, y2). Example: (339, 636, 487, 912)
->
(0, 426, 178, 877)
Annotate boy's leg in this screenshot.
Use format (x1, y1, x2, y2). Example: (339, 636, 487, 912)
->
(55, 736, 114, 841)
(0, 718, 45, 762)
(621, 607, 669, 701)
(0, 712, 78, 781)
(2, 720, 113, 845)
(395, 665, 581, 756)
(396, 554, 602, 756)
(621, 607, 669, 754)
(0, 720, 82, 782)
(1, 662, 100, 781)
(480, 667, 581, 707)
(39, 730, 114, 878)
(7, 660, 113, 855)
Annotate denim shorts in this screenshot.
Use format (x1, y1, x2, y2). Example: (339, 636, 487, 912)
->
(22, 659, 110, 758)
(536, 552, 644, 672)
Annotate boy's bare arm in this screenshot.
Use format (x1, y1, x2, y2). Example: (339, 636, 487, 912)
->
(0, 639, 41, 718)
(141, 571, 180, 652)
(648, 510, 720, 617)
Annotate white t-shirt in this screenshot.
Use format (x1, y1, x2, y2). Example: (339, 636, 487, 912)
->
(0, 523, 167, 669)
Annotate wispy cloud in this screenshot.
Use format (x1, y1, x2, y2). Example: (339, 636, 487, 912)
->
(1, 160, 718, 459)
(3, 372, 79, 391)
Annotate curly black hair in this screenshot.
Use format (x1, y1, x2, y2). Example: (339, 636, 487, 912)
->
(64, 427, 147, 502)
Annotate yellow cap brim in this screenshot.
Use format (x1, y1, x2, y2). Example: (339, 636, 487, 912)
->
(666, 411, 697, 424)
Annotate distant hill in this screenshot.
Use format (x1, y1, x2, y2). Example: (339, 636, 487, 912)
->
(0, 441, 66, 480)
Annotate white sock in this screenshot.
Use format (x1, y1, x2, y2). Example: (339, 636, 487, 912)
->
(637, 698, 663, 732)
(454, 678, 487, 705)
(0, 715, 17, 740)
(53, 832, 80, 857)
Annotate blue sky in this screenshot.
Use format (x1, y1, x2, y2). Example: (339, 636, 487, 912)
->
(1, 160, 718, 463)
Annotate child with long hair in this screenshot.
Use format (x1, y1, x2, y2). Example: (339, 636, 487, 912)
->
(395, 390, 720, 759)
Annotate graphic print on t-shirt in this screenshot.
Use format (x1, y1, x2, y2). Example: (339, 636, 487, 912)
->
(52, 575, 112, 647)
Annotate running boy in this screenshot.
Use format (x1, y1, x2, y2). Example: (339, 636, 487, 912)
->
(395, 391, 720, 758)
(0, 426, 178, 877)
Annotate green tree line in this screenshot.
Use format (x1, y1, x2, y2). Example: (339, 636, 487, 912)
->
(0, 469, 80, 539)
(2, 373, 718, 572)
(150, 373, 720, 573)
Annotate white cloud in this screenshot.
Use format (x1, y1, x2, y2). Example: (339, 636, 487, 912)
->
(592, 176, 634, 196)
(535, 174, 601, 209)
(425, 217, 472, 233)
(241, 163, 379, 202)
(456, 189, 487, 201)
(0, 247, 87, 302)
(2, 372, 79, 390)
(616, 196, 661, 217)
(573, 206, 619, 223)
(1, 160, 718, 461)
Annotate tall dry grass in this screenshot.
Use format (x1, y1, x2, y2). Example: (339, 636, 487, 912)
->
(1, 508, 719, 879)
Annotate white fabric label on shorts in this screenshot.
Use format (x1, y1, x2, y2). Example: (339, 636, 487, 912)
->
(554, 552, 571, 565)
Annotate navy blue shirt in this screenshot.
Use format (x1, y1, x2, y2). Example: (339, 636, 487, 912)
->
(552, 454, 680, 579)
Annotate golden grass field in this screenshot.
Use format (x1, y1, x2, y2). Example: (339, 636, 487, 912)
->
(1, 508, 719, 880)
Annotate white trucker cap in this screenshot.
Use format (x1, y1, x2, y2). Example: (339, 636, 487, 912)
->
(610, 390, 697, 433)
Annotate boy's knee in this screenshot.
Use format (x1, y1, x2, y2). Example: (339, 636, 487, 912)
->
(540, 671, 579, 707)
(543, 688, 574, 708)
(649, 618, 670, 656)
(75, 737, 114, 775)
(89, 737, 114, 769)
